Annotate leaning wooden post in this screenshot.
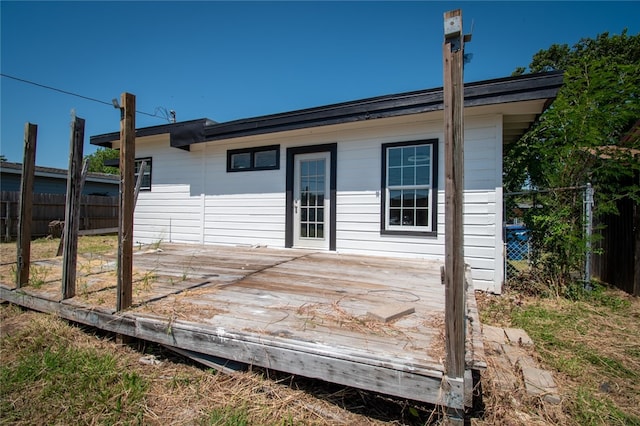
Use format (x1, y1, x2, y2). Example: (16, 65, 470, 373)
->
(16, 123, 37, 288)
(56, 159, 89, 257)
(61, 114, 85, 299)
(117, 93, 136, 312)
(442, 8, 466, 422)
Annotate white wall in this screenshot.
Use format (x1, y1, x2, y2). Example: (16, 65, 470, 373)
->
(132, 112, 504, 293)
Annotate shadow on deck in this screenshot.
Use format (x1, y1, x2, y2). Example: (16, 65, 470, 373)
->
(0, 243, 485, 408)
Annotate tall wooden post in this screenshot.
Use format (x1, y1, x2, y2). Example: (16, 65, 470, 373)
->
(443, 8, 466, 421)
(62, 114, 85, 299)
(117, 93, 136, 312)
(16, 123, 37, 288)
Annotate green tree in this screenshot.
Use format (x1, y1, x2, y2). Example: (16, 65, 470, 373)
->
(505, 30, 640, 290)
(84, 147, 119, 174)
(0, 154, 7, 162)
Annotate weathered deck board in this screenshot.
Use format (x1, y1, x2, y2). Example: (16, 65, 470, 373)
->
(0, 243, 485, 407)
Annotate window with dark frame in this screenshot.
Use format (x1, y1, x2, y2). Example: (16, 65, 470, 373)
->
(227, 145, 280, 172)
(381, 140, 438, 235)
(135, 157, 152, 191)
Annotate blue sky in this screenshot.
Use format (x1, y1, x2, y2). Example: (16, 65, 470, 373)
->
(1, 1, 639, 169)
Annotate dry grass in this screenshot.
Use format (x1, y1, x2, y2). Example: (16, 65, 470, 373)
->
(476, 287, 640, 425)
(4, 236, 638, 424)
(0, 303, 442, 425)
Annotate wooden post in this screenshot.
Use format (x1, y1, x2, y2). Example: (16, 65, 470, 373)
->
(16, 123, 37, 288)
(4, 201, 10, 242)
(443, 8, 466, 421)
(61, 114, 85, 299)
(56, 159, 89, 257)
(634, 168, 640, 297)
(133, 160, 147, 207)
(117, 92, 136, 312)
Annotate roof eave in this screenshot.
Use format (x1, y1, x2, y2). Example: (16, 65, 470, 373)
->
(196, 71, 563, 146)
(89, 118, 215, 150)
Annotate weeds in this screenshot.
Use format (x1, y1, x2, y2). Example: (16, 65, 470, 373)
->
(0, 323, 148, 424)
(478, 284, 640, 424)
(28, 264, 50, 288)
(202, 406, 249, 426)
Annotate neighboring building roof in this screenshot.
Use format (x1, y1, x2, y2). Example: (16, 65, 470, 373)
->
(90, 71, 563, 150)
(0, 161, 119, 184)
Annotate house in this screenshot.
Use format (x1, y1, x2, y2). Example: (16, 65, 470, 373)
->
(90, 71, 563, 294)
(0, 162, 120, 240)
(0, 161, 119, 196)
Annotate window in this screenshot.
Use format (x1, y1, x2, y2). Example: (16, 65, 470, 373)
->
(227, 145, 280, 172)
(381, 140, 438, 235)
(135, 157, 152, 191)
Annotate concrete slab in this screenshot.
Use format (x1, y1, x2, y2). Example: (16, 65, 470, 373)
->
(504, 327, 534, 346)
(501, 344, 537, 369)
(522, 366, 561, 404)
(482, 325, 507, 344)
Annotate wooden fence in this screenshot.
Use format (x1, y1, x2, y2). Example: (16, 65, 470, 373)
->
(592, 195, 639, 296)
(1, 191, 118, 242)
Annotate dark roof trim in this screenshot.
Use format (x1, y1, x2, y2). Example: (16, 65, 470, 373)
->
(90, 118, 215, 151)
(196, 71, 563, 147)
(88, 72, 563, 150)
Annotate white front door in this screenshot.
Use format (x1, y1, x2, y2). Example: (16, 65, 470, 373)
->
(293, 152, 331, 250)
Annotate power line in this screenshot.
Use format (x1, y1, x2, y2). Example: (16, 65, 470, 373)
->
(1, 73, 166, 120)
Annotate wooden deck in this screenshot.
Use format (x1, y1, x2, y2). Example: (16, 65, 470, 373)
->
(0, 243, 485, 407)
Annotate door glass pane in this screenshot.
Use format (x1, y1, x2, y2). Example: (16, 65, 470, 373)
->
(299, 158, 326, 239)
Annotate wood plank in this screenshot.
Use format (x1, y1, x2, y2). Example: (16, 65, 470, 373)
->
(133, 316, 446, 404)
(118, 92, 136, 311)
(17, 123, 37, 287)
(443, 8, 466, 380)
(367, 305, 415, 323)
(61, 116, 86, 299)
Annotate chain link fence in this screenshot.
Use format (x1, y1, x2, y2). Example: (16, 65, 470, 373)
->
(503, 185, 594, 285)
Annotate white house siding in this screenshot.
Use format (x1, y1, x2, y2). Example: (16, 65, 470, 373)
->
(133, 135, 204, 245)
(199, 142, 287, 247)
(132, 113, 504, 293)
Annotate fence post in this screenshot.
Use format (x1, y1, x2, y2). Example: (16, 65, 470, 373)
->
(17, 123, 38, 287)
(3, 201, 10, 242)
(584, 183, 594, 289)
(61, 114, 85, 299)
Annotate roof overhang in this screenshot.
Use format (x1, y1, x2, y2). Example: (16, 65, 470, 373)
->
(90, 71, 563, 150)
(90, 118, 216, 151)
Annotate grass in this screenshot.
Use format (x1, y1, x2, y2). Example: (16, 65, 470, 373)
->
(3, 236, 639, 424)
(0, 306, 147, 425)
(478, 282, 640, 425)
(1, 304, 433, 425)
